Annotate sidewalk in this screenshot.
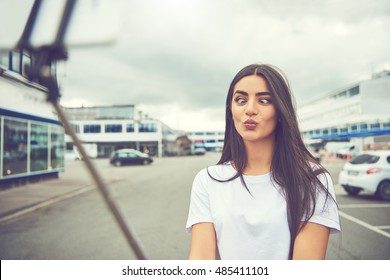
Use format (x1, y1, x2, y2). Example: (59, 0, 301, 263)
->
(0, 162, 96, 223)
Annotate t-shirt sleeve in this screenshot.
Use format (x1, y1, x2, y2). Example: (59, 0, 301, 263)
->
(186, 170, 213, 233)
(307, 172, 341, 234)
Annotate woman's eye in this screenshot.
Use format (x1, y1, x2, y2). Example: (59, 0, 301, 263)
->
(259, 98, 271, 104)
(235, 97, 246, 104)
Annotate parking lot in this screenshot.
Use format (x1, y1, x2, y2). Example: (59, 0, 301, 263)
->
(0, 153, 389, 259)
(322, 158, 390, 259)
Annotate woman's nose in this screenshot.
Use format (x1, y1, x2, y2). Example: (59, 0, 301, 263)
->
(245, 100, 258, 116)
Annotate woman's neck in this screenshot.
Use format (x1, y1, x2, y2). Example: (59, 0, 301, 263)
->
(243, 138, 275, 175)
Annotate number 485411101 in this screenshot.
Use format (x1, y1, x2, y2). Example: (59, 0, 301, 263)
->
(214, 266, 269, 276)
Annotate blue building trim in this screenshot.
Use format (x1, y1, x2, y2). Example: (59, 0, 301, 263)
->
(311, 129, 390, 140)
(0, 170, 62, 186)
(0, 108, 61, 125)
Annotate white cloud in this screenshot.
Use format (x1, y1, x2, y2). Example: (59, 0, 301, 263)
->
(137, 103, 225, 132)
(58, 0, 390, 131)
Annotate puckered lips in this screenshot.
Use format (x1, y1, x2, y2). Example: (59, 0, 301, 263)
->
(243, 119, 258, 130)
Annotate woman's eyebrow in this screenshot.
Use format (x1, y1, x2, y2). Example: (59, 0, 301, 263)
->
(234, 90, 271, 96)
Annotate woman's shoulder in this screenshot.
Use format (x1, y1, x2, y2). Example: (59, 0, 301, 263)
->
(308, 161, 331, 176)
(306, 161, 334, 193)
(195, 162, 235, 181)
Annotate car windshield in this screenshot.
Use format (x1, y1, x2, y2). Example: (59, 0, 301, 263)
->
(350, 154, 380, 164)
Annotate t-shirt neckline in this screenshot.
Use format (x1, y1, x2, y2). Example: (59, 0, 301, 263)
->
(223, 162, 271, 183)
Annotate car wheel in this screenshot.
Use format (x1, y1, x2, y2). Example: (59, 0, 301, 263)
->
(114, 160, 122, 167)
(344, 186, 361, 196)
(143, 159, 149, 165)
(376, 180, 390, 201)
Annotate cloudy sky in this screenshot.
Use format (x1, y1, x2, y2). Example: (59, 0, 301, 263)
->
(59, 0, 390, 131)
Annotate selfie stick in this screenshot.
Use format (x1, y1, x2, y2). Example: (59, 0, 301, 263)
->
(18, 0, 147, 260)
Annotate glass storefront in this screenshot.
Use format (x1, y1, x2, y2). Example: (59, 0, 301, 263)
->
(1, 116, 64, 179)
(2, 118, 28, 177)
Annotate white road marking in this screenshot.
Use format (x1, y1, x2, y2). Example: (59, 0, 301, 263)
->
(339, 204, 390, 209)
(339, 210, 390, 239)
(376, 226, 390, 230)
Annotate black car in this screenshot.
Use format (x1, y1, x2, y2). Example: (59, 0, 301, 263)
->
(110, 149, 153, 166)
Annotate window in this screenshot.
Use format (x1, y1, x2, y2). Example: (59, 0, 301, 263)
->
(105, 124, 122, 133)
(139, 123, 157, 133)
(351, 125, 357, 132)
(340, 128, 348, 134)
(384, 122, 390, 129)
(3, 118, 28, 176)
(349, 86, 359, 97)
(118, 152, 129, 158)
(50, 125, 65, 169)
(126, 123, 135, 132)
(21, 52, 31, 77)
(71, 124, 80, 133)
(370, 123, 380, 130)
(0, 50, 32, 77)
(360, 123, 368, 131)
(84, 124, 101, 133)
(322, 129, 329, 135)
(30, 123, 49, 172)
(330, 128, 338, 134)
(350, 154, 379, 164)
(10, 51, 22, 73)
(0, 50, 10, 68)
(337, 91, 347, 98)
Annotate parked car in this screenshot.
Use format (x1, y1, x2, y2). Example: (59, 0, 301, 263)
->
(65, 149, 81, 160)
(110, 149, 153, 166)
(308, 149, 322, 162)
(338, 151, 390, 200)
(336, 144, 359, 159)
(192, 147, 206, 155)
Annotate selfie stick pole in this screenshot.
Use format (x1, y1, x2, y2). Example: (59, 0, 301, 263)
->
(20, 0, 147, 260)
(52, 101, 148, 260)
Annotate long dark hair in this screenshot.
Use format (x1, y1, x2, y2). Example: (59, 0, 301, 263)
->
(211, 64, 334, 259)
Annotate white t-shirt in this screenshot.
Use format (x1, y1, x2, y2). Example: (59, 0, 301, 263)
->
(186, 162, 341, 260)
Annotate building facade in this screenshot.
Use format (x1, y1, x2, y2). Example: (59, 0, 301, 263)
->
(187, 131, 225, 151)
(63, 105, 182, 158)
(0, 50, 65, 186)
(298, 70, 390, 147)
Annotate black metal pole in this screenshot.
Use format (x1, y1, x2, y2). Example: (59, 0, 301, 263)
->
(17, 0, 42, 49)
(18, 0, 148, 260)
(50, 100, 148, 260)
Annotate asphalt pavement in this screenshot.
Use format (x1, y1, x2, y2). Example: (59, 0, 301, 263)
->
(0, 157, 347, 224)
(1, 155, 389, 260)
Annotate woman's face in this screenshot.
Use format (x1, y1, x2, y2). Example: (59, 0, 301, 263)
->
(231, 75, 277, 144)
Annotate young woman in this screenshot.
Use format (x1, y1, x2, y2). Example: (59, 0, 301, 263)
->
(186, 64, 340, 260)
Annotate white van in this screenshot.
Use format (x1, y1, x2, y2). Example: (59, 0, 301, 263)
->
(324, 142, 350, 155)
(336, 144, 360, 159)
(73, 143, 98, 159)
